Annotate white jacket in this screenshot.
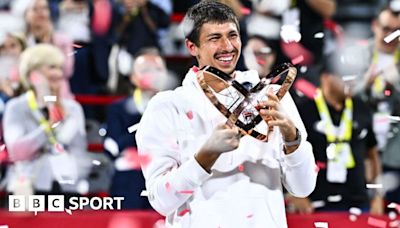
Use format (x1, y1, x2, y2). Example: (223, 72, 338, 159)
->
(136, 68, 317, 228)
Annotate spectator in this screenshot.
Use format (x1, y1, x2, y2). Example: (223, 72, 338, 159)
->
(104, 47, 174, 209)
(287, 51, 384, 215)
(243, 35, 278, 77)
(24, 0, 75, 98)
(353, 6, 400, 205)
(3, 44, 91, 201)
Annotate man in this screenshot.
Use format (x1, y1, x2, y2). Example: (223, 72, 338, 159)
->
(136, 2, 317, 227)
(354, 6, 400, 205)
(243, 35, 278, 77)
(288, 51, 384, 214)
(104, 47, 172, 209)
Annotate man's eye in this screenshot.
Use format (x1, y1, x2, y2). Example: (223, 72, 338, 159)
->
(210, 37, 218, 41)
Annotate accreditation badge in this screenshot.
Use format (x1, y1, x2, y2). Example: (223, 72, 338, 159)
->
(326, 143, 354, 183)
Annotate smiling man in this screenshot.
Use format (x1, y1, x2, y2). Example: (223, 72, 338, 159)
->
(136, 1, 317, 227)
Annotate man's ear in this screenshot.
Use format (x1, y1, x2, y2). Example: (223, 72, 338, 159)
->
(185, 38, 198, 57)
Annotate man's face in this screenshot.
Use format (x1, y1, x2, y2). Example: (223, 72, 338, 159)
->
(186, 22, 241, 75)
(244, 38, 276, 77)
(373, 10, 400, 53)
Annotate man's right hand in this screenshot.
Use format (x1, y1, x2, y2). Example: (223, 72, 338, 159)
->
(195, 123, 240, 173)
(286, 196, 314, 214)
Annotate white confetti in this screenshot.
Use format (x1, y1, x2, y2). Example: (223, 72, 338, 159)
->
(127, 123, 139, 133)
(104, 137, 119, 157)
(387, 115, 400, 122)
(314, 221, 328, 228)
(314, 32, 325, 39)
(0, 144, 5, 151)
(65, 208, 73, 215)
(140, 190, 149, 197)
(388, 202, 399, 209)
(0, 225, 9, 228)
(92, 160, 101, 166)
(349, 207, 362, 216)
(58, 179, 75, 185)
(76, 180, 89, 195)
(384, 30, 400, 43)
(280, 25, 302, 43)
(366, 183, 383, 189)
(388, 211, 397, 220)
(67, 50, 78, 57)
(300, 66, 308, 73)
(51, 122, 61, 129)
(43, 95, 57, 102)
(312, 200, 326, 209)
(342, 75, 357, 82)
(349, 214, 358, 222)
(327, 195, 342, 202)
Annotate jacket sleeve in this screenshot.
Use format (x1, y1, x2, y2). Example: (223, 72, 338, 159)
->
(3, 98, 48, 162)
(136, 92, 211, 216)
(279, 93, 317, 197)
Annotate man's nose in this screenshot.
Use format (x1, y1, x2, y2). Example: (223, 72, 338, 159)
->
(220, 37, 234, 51)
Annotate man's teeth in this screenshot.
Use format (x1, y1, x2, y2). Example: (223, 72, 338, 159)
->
(217, 56, 233, 62)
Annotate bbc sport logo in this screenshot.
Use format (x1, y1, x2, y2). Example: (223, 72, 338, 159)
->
(9, 195, 124, 215)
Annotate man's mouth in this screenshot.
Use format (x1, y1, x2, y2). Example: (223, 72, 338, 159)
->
(215, 54, 235, 65)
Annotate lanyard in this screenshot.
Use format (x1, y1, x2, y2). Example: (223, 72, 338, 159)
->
(371, 48, 400, 94)
(26, 90, 57, 145)
(314, 89, 353, 143)
(133, 88, 145, 114)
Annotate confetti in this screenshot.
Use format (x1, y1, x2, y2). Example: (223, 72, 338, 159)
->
(246, 213, 253, 219)
(312, 200, 326, 209)
(388, 211, 397, 220)
(92, 160, 101, 166)
(314, 221, 328, 228)
(140, 190, 149, 197)
(366, 184, 383, 189)
(316, 161, 327, 170)
(178, 208, 190, 216)
(127, 123, 139, 133)
(0, 225, 9, 228)
(58, 179, 75, 185)
(238, 164, 244, 172)
(54, 143, 65, 153)
(104, 137, 119, 156)
(388, 202, 400, 213)
(300, 66, 308, 73)
(367, 217, 387, 228)
(349, 207, 362, 216)
(384, 30, 400, 43)
(385, 90, 391, 96)
(43, 95, 57, 102)
(186, 111, 193, 120)
(349, 214, 358, 222)
(280, 25, 302, 43)
(327, 195, 342, 202)
(291, 55, 304, 65)
(65, 209, 72, 215)
(389, 220, 400, 228)
(314, 32, 325, 39)
(165, 182, 171, 191)
(72, 44, 83, 48)
(0, 144, 5, 151)
(387, 115, 400, 122)
(342, 75, 357, 82)
(51, 122, 61, 129)
(177, 190, 194, 195)
(76, 180, 89, 195)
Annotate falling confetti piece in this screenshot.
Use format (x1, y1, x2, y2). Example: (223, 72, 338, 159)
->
(140, 190, 149, 197)
(0, 144, 5, 151)
(177, 190, 194, 195)
(65, 209, 72, 215)
(178, 208, 190, 216)
(44, 95, 57, 102)
(165, 182, 171, 191)
(54, 143, 65, 153)
(300, 66, 308, 73)
(314, 221, 328, 228)
(312, 200, 326, 209)
(327, 195, 342, 202)
(246, 213, 253, 219)
(92, 160, 101, 166)
(51, 122, 61, 129)
(388, 202, 400, 213)
(316, 161, 326, 170)
(72, 44, 83, 48)
(388, 211, 397, 220)
(385, 90, 391, 96)
(367, 217, 387, 228)
(0, 225, 9, 228)
(291, 55, 304, 65)
(349, 207, 362, 216)
(349, 214, 358, 222)
(314, 32, 325, 39)
(238, 164, 244, 172)
(67, 51, 78, 57)
(127, 123, 139, 133)
(342, 75, 357, 82)
(186, 111, 193, 120)
(366, 184, 383, 189)
(58, 179, 75, 185)
(280, 25, 302, 43)
(384, 30, 400, 43)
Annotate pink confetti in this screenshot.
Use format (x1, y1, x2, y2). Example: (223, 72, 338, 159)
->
(124, 148, 152, 169)
(291, 55, 304, 65)
(367, 217, 387, 228)
(178, 208, 190, 216)
(316, 161, 327, 170)
(92, 0, 112, 35)
(165, 182, 171, 192)
(385, 90, 391, 96)
(186, 111, 193, 120)
(0, 144, 5, 152)
(238, 164, 244, 172)
(240, 7, 251, 15)
(246, 213, 253, 219)
(72, 44, 83, 48)
(314, 165, 320, 173)
(177, 190, 194, 195)
(55, 143, 65, 153)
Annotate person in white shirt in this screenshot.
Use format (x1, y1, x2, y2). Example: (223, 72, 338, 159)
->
(136, 1, 317, 227)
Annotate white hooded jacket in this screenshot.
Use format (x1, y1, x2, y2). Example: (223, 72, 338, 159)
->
(136, 67, 317, 228)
